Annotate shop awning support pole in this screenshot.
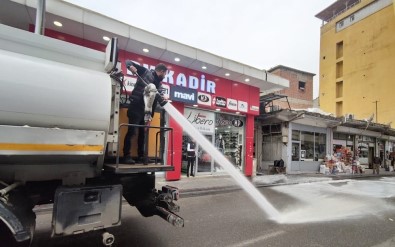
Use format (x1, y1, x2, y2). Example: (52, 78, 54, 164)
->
(35, 0, 46, 35)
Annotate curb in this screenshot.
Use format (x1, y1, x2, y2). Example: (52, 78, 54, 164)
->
(178, 173, 395, 196)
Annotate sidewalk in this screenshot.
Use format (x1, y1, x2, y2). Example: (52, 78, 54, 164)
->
(156, 168, 395, 195)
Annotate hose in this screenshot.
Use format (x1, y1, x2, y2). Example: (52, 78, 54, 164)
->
(0, 181, 22, 196)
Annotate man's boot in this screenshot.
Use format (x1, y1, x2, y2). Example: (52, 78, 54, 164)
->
(123, 156, 135, 164)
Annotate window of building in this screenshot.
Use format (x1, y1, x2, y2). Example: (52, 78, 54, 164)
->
(262, 124, 282, 142)
(336, 61, 343, 78)
(336, 81, 343, 98)
(350, 15, 355, 22)
(314, 133, 327, 161)
(292, 142, 300, 161)
(292, 130, 326, 162)
(298, 81, 306, 91)
(292, 130, 300, 141)
(333, 132, 348, 140)
(336, 41, 343, 59)
(215, 113, 245, 169)
(336, 101, 343, 117)
(338, 20, 344, 28)
(301, 131, 314, 160)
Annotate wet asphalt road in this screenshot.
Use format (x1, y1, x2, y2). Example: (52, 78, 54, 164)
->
(31, 178, 395, 247)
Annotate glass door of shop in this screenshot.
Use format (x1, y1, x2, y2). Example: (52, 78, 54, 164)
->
(292, 142, 301, 161)
(197, 134, 214, 174)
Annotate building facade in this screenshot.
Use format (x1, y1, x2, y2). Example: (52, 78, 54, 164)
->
(316, 0, 395, 126)
(0, 0, 289, 180)
(267, 65, 315, 111)
(257, 109, 395, 174)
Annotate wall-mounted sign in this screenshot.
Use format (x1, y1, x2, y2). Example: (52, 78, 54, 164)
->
(213, 96, 227, 108)
(250, 105, 259, 112)
(170, 86, 197, 104)
(197, 92, 212, 106)
(123, 60, 260, 116)
(127, 62, 216, 94)
(238, 100, 248, 112)
(227, 98, 238, 111)
(184, 108, 215, 134)
(232, 119, 244, 127)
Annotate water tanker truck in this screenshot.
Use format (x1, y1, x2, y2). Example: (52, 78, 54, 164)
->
(0, 24, 182, 247)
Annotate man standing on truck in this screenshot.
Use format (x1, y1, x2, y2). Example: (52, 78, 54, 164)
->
(123, 60, 168, 164)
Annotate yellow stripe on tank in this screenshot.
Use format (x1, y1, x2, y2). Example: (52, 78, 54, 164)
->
(0, 143, 104, 152)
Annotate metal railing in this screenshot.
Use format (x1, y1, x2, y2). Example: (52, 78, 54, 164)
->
(324, 0, 362, 24)
(115, 123, 173, 168)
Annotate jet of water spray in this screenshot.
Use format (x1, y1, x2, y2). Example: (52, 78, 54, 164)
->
(163, 103, 280, 220)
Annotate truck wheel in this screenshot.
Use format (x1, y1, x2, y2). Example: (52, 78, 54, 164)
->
(0, 222, 30, 247)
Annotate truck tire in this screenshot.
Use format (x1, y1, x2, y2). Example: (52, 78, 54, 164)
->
(0, 221, 31, 247)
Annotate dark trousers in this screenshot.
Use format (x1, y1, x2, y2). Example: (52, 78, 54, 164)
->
(187, 157, 196, 177)
(373, 163, 380, 174)
(123, 110, 145, 157)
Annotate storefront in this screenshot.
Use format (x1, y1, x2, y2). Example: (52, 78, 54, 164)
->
(181, 109, 246, 175)
(289, 123, 329, 173)
(334, 124, 395, 168)
(2, 0, 290, 181)
(257, 110, 337, 174)
(118, 51, 261, 180)
(356, 135, 375, 166)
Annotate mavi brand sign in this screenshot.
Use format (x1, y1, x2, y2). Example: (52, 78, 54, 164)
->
(170, 86, 197, 104)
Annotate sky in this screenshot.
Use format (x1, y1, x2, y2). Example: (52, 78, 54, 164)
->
(65, 0, 334, 98)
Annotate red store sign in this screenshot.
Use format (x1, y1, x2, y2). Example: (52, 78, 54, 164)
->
(122, 53, 260, 115)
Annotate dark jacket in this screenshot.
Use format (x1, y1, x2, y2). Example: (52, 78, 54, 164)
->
(373, 156, 381, 164)
(126, 60, 163, 118)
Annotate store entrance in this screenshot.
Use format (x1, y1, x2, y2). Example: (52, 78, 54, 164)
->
(182, 134, 214, 176)
(197, 134, 214, 174)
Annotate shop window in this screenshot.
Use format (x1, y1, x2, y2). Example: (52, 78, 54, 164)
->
(262, 125, 270, 135)
(292, 130, 300, 141)
(262, 124, 281, 135)
(314, 133, 327, 161)
(333, 132, 348, 140)
(292, 130, 326, 162)
(215, 113, 245, 169)
(298, 81, 306, 91)
(301, 131, 314, 161)
(292, 142, 300, 161)
(263, 133, 281, 142)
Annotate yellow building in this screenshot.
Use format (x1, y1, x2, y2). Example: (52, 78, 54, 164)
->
(316, 0, 395, 126)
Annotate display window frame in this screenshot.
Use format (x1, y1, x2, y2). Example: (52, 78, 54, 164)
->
(181, 108, 246, 175)
(291, 129, 327, 162)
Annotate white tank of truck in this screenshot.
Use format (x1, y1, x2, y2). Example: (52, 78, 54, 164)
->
(0, 24, 112, 182)
(0, 24, 182, 247)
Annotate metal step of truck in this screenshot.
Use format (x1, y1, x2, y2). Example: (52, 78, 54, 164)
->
(103, 163, 174, 174)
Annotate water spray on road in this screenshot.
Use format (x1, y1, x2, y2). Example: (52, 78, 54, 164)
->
(163, 103, 280, 220)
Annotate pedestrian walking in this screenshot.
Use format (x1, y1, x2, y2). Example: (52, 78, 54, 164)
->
(373, 156, 381, 175)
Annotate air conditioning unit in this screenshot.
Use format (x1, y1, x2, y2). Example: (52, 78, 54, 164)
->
(344, 113, 355, 121)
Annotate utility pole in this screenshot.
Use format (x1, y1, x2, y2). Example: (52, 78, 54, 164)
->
(373, 100, 379, 123)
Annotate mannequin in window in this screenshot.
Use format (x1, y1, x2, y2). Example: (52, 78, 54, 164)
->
(215, 134, 225, 153)
(186, 139, 197, 177)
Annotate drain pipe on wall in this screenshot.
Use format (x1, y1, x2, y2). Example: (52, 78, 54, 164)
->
(34, 0, 46, 35)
